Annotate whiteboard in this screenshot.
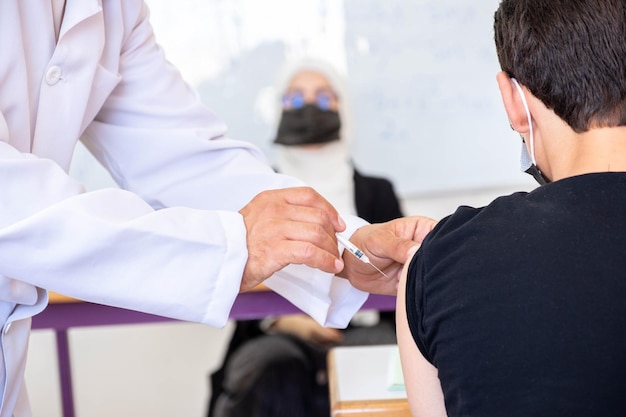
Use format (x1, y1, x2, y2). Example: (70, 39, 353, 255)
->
(342, 0, 532, 195)
(71, 0, 536, 195)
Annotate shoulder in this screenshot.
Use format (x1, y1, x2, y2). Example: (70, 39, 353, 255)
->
(427, 190, 532, 244)
(353, 168, 404, 221)
(353, 168, 396, 190)
(101, 0, 150, 42)
(102, 0, 146, 21)
(352, 167, 401, 203)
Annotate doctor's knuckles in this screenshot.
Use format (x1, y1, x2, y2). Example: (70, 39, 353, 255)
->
(238, 186, 346, 292)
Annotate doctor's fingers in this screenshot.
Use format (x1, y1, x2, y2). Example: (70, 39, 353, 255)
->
(254, 217, 342, 265)
(239, 187, 346, 235)
(240, 197, 342, 261)
(241, 237, 344, 292)
(352, 216, 437, 264)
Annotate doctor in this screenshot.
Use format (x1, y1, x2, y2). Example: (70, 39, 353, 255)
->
(0, 1, 435, 416)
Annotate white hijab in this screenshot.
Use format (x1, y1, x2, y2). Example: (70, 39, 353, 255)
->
(276, 140, 356, 215)
(275, 61, 382, 325)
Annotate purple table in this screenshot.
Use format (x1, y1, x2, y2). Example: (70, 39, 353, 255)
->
(32, 291, 396, 417)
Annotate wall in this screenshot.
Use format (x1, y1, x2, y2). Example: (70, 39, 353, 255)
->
(27, 322, 234, 417)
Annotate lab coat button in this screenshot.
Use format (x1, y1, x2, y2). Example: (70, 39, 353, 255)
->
(46, 66, 62, 85)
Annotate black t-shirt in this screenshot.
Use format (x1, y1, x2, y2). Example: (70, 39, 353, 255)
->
(406, 172, 626, 417)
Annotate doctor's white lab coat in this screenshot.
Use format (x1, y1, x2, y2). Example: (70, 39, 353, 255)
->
(0, 1, 367, 415)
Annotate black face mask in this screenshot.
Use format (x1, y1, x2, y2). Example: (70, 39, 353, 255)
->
(525, 165, 549, 186)
(274, 104, 341, 146)
(520, 140, 550, 185)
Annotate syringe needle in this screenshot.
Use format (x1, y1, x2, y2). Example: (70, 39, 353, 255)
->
(367, 261, 388, 278)
(336, 234, 389, 278)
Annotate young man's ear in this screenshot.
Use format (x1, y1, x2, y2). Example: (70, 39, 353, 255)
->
(496, 72, 530, 134)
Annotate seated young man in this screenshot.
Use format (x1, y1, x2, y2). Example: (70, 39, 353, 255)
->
(397, 0, 626, 416)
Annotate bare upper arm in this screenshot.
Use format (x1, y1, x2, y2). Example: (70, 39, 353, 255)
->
(396, 256, 448, 417)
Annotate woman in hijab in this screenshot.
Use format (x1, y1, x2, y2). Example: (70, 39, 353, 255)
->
(208, 59, 404, 417)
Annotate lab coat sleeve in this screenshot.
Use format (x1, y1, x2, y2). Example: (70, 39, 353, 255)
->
(0, 1, 367, 328)
(0, 140, 250, 327)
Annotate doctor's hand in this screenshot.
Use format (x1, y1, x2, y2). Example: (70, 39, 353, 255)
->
(238, 186, 345, 292)
(339, 216, 438, 295)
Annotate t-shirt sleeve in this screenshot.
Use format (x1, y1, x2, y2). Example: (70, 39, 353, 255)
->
(405, 247, 434, 364)
(404, 205, 485, 366)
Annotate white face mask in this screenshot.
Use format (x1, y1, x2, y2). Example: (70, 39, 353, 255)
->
(511, 78, 549, 185)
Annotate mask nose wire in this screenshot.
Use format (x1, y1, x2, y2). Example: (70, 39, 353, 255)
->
(511, 78, 536, 166)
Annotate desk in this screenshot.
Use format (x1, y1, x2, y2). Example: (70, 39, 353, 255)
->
(33, 289, 396, 417)
(327, 344, 409, 417)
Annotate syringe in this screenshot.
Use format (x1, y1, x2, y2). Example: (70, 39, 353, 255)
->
(336, 234, 389, 278)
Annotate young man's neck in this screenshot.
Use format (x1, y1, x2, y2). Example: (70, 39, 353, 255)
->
(554, 126, 626, 180)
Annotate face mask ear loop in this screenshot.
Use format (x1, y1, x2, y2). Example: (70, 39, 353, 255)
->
(511, 78, 536, 166)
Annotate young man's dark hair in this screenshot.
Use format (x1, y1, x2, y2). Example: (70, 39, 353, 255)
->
(494, 0, 626, 132)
